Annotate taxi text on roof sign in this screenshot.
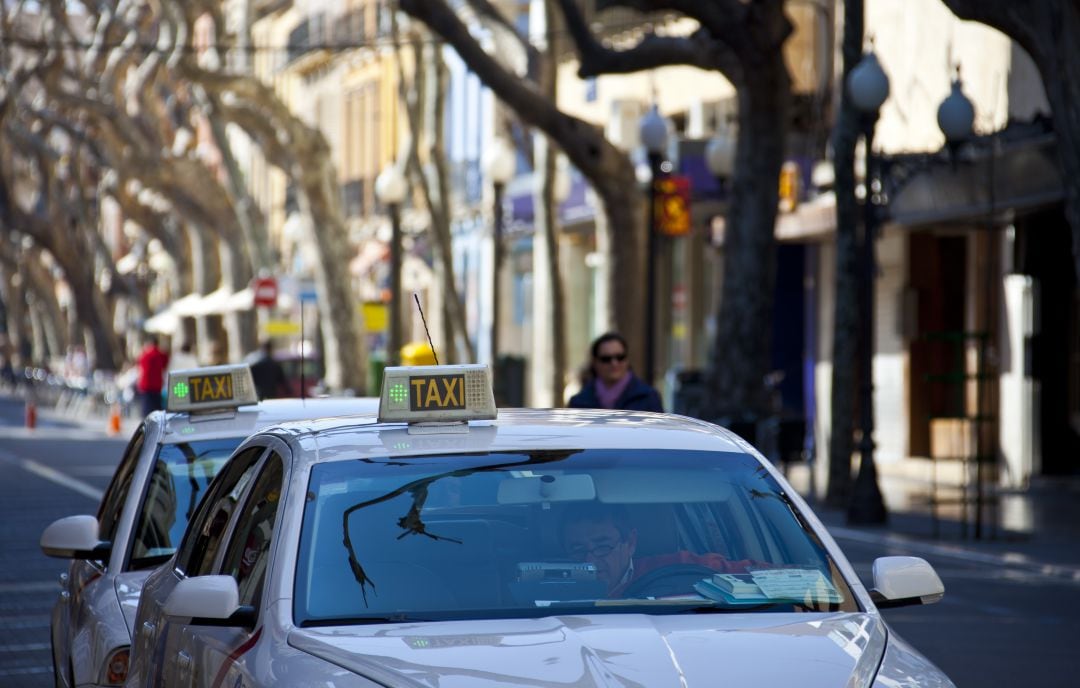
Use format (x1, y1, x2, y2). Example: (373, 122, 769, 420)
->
(166, 364, 259, 413)
(378, 364, 496, 424)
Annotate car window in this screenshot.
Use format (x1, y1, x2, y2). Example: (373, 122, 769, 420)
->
(127, 438, 245, 569)
(294, 449, 858, 626)
(97, 426, 146, 543)
(220, 453, 284, 608)
(175, 445, 266, 578)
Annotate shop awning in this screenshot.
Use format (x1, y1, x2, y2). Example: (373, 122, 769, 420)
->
(143, 310, 180, 335)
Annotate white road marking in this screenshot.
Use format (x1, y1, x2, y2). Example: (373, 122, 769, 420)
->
(0, 424, 117, 441)
(0, 581, 57, 593)
(0, 448, 104, 501)
(0, 666, 52, 676)
(0, 642, 49, 652)
(0, 615, 49, 630)
(66, 465, 121, 477)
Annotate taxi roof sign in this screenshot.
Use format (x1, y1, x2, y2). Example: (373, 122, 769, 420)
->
(166, 364, 259, 413)
(378, 364, 496, 424)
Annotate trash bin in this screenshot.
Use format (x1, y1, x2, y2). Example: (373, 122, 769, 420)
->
(367, 353, 386, 397)
(494, 355, 526, 407)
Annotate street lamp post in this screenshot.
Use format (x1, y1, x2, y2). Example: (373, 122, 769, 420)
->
(936, 69, 978, 533)
(483, 138, 516, 367)
(375, 164, 408, 367)
(639, 105, 669, 387)
(846, 51, 890, 524)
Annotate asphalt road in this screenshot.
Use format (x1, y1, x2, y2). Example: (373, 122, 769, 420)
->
(0, 394, 1077, 686)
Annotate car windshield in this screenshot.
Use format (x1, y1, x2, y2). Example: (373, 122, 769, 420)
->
(294, 449, 858, 626)
(128, 438, 242, 569)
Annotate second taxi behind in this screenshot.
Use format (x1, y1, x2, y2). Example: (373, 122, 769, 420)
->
(39, 364, 376, 688)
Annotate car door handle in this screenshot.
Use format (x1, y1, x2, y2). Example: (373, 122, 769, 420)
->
(57, 572, 70, 601)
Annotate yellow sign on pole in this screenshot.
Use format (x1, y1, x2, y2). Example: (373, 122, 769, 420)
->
(361, 302, 388, 332)
(654, 176, 692, 237)
(263, 319, 301, 336)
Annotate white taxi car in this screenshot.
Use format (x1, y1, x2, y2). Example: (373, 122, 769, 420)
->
(39, 364, 377, 688)
(126, 364, 954, 687)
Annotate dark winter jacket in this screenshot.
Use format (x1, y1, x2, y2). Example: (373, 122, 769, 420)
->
(568, 373, 663, 412)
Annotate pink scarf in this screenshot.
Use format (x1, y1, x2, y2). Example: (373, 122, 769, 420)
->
(595, 373, 632, 409)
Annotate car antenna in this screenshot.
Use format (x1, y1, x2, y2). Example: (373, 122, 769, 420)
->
(299, 299, 306, 400)
(414, 293, 439, 365)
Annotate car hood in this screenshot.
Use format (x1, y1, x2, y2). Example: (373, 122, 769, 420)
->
(114, 570, 153, 638)
(288, 612, 887, 688)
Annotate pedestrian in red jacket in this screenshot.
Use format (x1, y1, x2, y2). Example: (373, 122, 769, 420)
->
(137, 336, 169, 416)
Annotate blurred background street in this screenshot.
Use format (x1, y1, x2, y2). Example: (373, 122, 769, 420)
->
(3, 0, 1080, 683)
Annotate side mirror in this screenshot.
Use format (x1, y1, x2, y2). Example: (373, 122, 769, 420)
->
(164, 575, 255, 628)
(870, 556, 944, 609)
(40, 515, 111, 560)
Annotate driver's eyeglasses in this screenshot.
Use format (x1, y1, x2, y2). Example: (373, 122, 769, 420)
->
(568, 539, 621, 559)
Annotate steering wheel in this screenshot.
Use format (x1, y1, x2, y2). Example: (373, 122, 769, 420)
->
(619, 563, 717, 598)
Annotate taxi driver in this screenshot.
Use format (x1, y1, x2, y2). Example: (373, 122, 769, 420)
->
(561, 502, 758, 597)
(562, 503, 638, 593)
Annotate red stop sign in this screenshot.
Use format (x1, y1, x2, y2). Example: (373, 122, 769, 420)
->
(252, 277, 278, 307)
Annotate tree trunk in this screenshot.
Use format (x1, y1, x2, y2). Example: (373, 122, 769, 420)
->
(190, 69, 369, 393)
(398, 0, 646, 370)
(707, 55, 789, 417)
(218, 237, 256, 362)
(421, 42, 473, 363)
(187, 225, 224, 365)
(532, 4, 568, 406)
(825, 0, 864, 508)
(24, 254, 70, 361)
(67, 266, 122, 372)
(296, 175, 368, 394)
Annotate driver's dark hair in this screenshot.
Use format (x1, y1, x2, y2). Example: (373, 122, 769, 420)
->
(560, 502, 633, 541)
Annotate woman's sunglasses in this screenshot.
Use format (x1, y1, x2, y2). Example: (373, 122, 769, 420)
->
(596, 353, 627, 364)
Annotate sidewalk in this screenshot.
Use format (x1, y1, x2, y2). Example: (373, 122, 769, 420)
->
(785, 460, 1080, 572)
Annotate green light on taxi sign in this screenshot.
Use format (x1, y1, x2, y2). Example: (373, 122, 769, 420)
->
(389, 382, 409, 403)
(165, 364, 258, 413)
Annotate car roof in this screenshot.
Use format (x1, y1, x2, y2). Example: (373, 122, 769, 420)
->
(154, 397, 380, 444)
(259, 408, 752, 465)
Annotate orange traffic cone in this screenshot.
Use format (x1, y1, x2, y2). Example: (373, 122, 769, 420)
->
(108, 403, 122, 436)
(25, 400, 37, 429)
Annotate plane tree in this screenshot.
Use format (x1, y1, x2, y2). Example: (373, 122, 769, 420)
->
(159, 0, 371, 392)
(401, 0, 793, 416)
